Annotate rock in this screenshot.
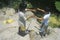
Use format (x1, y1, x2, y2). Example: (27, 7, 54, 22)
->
(0, 9, 60, 40)
(0, 7, 16, 21)
(25, 11, 34, 18)
(5, 8, 15, 16)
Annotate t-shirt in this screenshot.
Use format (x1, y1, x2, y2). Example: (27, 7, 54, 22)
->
(18, 11, 26, 26)
(18, 11, 26, 20)
(42, 12, 51, 25)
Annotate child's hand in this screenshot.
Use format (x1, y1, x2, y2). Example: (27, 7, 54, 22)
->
(37, 18, 43, 21)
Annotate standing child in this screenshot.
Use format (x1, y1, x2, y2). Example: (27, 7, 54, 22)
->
(38, 8, 51, 37)
(18, 2, 27, 33)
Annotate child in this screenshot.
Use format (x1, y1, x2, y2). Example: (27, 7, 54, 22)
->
(18, 2, 27, 32)
(38, 8, 51, 37)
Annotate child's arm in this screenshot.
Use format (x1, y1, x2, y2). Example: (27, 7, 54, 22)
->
(37, 18, 44, 21)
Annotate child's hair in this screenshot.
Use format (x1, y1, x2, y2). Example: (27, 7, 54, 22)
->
(19, 1, 27, 11)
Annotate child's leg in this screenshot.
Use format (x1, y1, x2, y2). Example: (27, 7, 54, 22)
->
(45, 25, 48, 32)
(40, 23, 44, 28)
(43, 25, 48, 35)
(39, 27, 45, 37)
(18, 18, 26, 32)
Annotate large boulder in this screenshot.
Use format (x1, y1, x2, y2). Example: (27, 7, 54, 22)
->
(5, 8, 15, 16)
(0, 7, 15, 21)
